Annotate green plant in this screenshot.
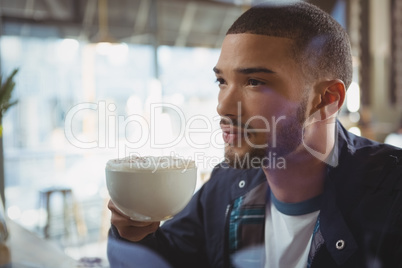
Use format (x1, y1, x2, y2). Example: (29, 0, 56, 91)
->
(0, 69, 18, 125)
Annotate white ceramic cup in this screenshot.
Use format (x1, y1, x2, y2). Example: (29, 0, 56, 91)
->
(105, 156, 197, 222)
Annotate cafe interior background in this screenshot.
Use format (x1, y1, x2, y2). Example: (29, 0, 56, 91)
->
(0, 0, 401, 265)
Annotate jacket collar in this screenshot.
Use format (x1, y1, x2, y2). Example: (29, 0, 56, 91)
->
(318, 121, 362, 265)
(319, 173, 359, 265)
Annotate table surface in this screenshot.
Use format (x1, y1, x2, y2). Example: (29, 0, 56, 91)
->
(3, 219, 77, 268)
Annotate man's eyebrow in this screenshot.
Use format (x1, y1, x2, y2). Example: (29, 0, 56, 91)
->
(212, 67, 275, 75)
(236, 67, 275, 74)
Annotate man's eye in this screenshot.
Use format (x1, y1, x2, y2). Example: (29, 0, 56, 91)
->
(216, 78, 226, 85)
(248, 79, 264, 86)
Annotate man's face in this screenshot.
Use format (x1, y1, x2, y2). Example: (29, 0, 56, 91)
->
(215, 34, 310, 168)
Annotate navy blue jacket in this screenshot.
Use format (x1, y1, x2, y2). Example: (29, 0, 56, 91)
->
(108, 123, 402, 267)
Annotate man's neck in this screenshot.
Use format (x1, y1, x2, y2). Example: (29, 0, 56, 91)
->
(263, 150, 327, 203)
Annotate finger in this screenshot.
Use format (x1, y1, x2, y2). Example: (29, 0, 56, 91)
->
(108, 200, 132, 219)
(110, 211, 131, 227)
(107, 200, 122, 214)
(130, 221, 158, 227)
(117, 222, 160, 242)
(108, 200, 159, 227)
(111, 213, 159, 229)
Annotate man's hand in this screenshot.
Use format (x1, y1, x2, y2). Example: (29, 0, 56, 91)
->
(108, 200, 160, 242)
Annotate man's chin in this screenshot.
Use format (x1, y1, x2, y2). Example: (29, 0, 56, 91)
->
(224, 147, 244, 169)
(224, 143, 296, 170)
(224, 146, 267, 169)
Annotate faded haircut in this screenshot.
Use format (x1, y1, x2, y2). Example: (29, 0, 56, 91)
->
(227, 1, 353, 90)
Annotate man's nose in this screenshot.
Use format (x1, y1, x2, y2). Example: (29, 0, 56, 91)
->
(217, 86, 242, 117)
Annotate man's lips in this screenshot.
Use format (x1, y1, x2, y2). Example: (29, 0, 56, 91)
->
(220, 124, 247, 144)
(222, 132, 240, 144)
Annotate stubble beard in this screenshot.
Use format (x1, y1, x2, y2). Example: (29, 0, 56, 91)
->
(224, 97, 307, 169)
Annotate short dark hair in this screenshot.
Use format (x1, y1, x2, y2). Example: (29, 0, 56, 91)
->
(227, 2, 353, 90)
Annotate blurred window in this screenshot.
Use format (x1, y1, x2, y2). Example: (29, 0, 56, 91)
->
(0, 36, 222, 232)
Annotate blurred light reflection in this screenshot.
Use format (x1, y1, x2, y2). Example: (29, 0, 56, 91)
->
(349, 126, 361, 136)
(346, 82, 361, 113)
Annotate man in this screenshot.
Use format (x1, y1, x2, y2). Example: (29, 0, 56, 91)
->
(108, 2, 402, 267)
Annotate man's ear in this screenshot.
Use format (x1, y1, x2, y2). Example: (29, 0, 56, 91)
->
(315, 79, 346, 119)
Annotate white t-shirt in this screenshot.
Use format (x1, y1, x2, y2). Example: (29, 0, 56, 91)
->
(265, 192, 321, 268)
